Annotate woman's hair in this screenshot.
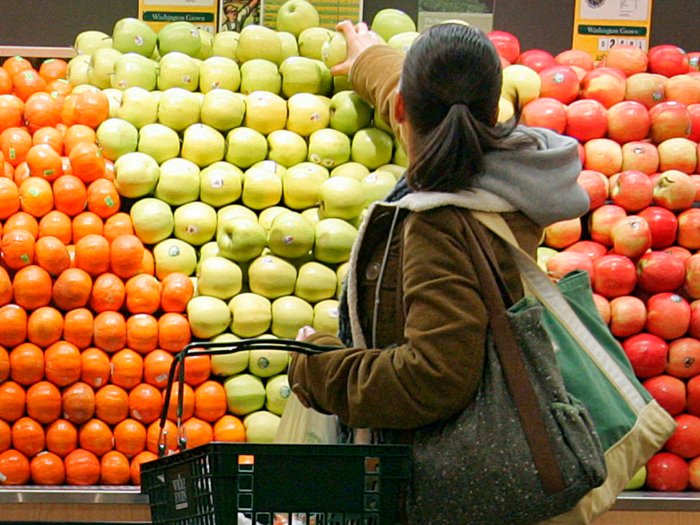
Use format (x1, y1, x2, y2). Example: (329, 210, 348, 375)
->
(401, 23, 524, 193)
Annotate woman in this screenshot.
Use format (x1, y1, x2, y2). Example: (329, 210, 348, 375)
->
(288, 19, 590, 521)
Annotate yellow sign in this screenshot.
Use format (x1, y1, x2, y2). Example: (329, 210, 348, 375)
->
(139, 0, 220, 34)
(573, 0, 653, 62)
(261, 0, 362, 30)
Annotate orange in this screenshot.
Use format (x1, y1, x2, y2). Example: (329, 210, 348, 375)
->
(30, 451, 66, 485)
(182, 417, 213, 450)
(213, 415, 246, 443)
(19, 176, 53, 217)
(194, 381, 227, 423)
(0, 177, 20, 218)
(146, 419, 178, 455)
(103, 159, 115, 182)
(52, 268, 92, 311)
(94, 384, 129, 425)
(74, 90, 109, 129)
(143, 349, 174, 389)
(11, 69, 46, 102)
(103, 213, 134, 243)
(100, 450, 131, 485)
(182, 355, 211, 387)
(63, 308, 94, 349)
(26, 380, 61, 424)
(32, 126, 63, 155)
(4, 211, 38, 238)
(110, 349, 144, 390)
(25, 143, 62, 181)
(1, 126, 32, 167)
(34, 236, 70, 276)
(72, 211, 103, 242)
(166, 382, 195, 422)
(89, 272, 125, 312)
(113, 418, 147, 458)
(80, 347, 110, 389)
(45, 340, 82, 387)
(158, 313, 191, 353)
(0, 304, 27, 348)
(64, 448, 101, 486)
(46, 79, 72, 101)
(69, 141, 104, 184)
(125, 274, 161, 314)
(0, 267, 11, 307)
(78, 418, 113, 457)
(160, 272, 194, 313)
(13, 265, 52, 310)
(10, 342, 44, 385)
(74, 233, 110, 276)
(1, 228, 34, 270)
(0, 381, 26, 422)
(0, 345, 8, 382)
(128, 383, 163, 425)
(11, 416, 45, 457)
(0, 69, 11, 96)
(141, 249, 155, 276)
(63, 125, 96, 155)
(2, 57, 32, 77)
(53, 174, 87, 216)
(0, 449, 30, 485)
(3, 161, 14, 179)
(38, 59, 68, 84)
(60, 156, 72, 176)
(0, 96, 23, 134)
(45, 419, 78, 458)
(11, 161, 30, 186)
(126, 314, 158, 354)
(27, 306, 63, 347)
(93, 311, 127, 353)
(130, 450, 157, 485)
(0, 420, 9, 453)
(38, 210, 71, 244)
(110, 235, 144, 279)
(87, 178, 120, 219)
(23, 93, 61, 134)
(62, 382, 95, 425)
(60, 93, 77, 127)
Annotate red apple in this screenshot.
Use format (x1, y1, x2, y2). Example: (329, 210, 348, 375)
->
(688, 455, 700, 491)
(566, 99, 608, 142)
(487, 31, 520, 63)
(687, 104, 700, 143)
(649, 101, 692, 143)
(584, 138, 623, 176)
(516, 49, 556, 73)
(592, 293, 611, 324)
(565, 240, 609, 261)
(570, 65, 588, 83)
(684, 253, 700, 299)
(665, 245, 692, 264)
(636, 250, 686, 293)
(676, 208, 700, 250)
(520, 97, 567, 134)
(667, 338, 700, 379)
(606, 44, 649, 76)
(625, 72, 667, 109)
(643, 375, 687, 415)
(645, 292, 691, 340)
(665, 75, 700, 106)
(581, 68, 627, 108)
(691, 175, 700, 202)
(621, 141, 660, 174)
(610, 215, 652, 258)
(646, 452, 690, 492)
(653, 170, 696, 211)
(577, 142, 586, 165)
(555, 49, 594, 72)
(606, 101, 651, 143)
(648, 45, 690, 78)
(609, 170, 653, 212)
(538, 65, 580, 104)
(543, 218, 581, 249)
(649, 172, 663, 187)
(589, 204, 627, 246)
(638, 206, 678, 249)
(591, 254, 637, 298)
(545, 251, 594, 282)
(658, 138, 698, 174)
(500, 55, 511, 70)
(665, 414, 700, 458)
(686, 374, 700, 416)
(688, 300, 700, 340)
(622, 333, 668, 378)
(609, 295, 647, 338)
(689, 52, 700, 72)
(576, 169, 608, 210)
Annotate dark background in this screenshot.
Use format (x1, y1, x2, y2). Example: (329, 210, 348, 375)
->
(1, 0, 699, 53)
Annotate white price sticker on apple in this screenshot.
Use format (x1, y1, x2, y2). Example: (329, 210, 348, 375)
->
(598, 37, 647, 51)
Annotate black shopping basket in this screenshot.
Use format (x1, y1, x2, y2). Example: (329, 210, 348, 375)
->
(140, 339, 412, 525)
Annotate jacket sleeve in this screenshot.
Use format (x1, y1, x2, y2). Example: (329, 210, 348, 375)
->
(288, 208, 487, 429)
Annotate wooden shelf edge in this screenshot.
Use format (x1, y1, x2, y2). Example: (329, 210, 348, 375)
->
(0, 46, 76, 59)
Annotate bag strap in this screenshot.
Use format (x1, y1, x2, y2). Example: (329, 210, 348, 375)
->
(463, 213, 567, 495)
(472, 211, 648, 414)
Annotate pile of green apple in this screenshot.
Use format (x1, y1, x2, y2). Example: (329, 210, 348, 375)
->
(67, 2, 418, 441)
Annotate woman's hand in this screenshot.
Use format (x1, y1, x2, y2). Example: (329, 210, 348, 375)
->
(330, 20, 384, 77)
(295, 325, 317, 341)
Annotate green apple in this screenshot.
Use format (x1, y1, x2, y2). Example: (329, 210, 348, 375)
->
(217, 217, 267, 262)
(229, 293, 272, 338)
(155, 158, 201, 205)
(88, 48, 122, 89)
(102, 88, 123, 118)
(200, 162, 243, 207)
(333, 74, 353, 94)
(388, 31, 419, 54)
(197, 256, 243, 300)
(314, 218, 358, 264)
(188, 295, 231, 339)
(181, 124, 226, 168)
(393, 137, 408, 167)
(244, 91, 287, 135)
(282, 162, 329, 209)
(137, 123, 180, 164)
(154, 238, 197, 279)
(67, 55, 91, 86)
(371, 9, 417, 41)
(242, 167, 283, 210)
(311, 59, 333, 95)
(301, 207, 321, 226)
(267, 212, 315, 259)
(308, 128, 351, 168)
(258, 206, 291, 232)
(113, 151, 160, 198)
(319, 176, 365, 219)
(271, 295, 313, 339)
(376, 163, 406, 180)
(313, 299, 340, 333)
(199, 56, 240, 93)
(225, 375, 267, 416)
(236, 25, 282, 65)
(276, 0, 320, 37)
(240, 59, 282, 95)
(244, 410, 281, 443)
(218, 204, 258, 228)
(329, 90, 372, 135)
(111, 53, 158, 91)
(336, 262, 349, 296)
(212, 31, 239, 60)
(372, 106, 393, 133)
(112, 17, 157, 57)
(200, 89, 245, 132)
(362, 170, 397, 205)
(351, 128, 394, 169)
(265, 374, 291, 416)
(295, 261, 337, 303)
(249, 349, 289, 377)
(498, 97, 515, 123)
(157, 51, 199, 91)
(116, 86, 158, 129)
(330, 161, 370, 181)
(130, 198, 173, 244)
(501, 64, 541, 106)
(321, 31, 347, 68)
(96, 118, 138, 161)
(298, 27, 333, 61)
(267, 130, 307, 168)
(625, 466, 647, 490)
(253, 160, 288, 179)
(157, 21, 202, 57)
(278, 31, 300, 61)
(248, 255, 297, 299)
(196, 29, 214, 60)
(226, 127, 269, 169)
(74, 30, 112, 55)
(198, 241, 220, 265)
(173, 201, 217, 246)
(157, 87, 201, 132)
(279, 57, 323, 97)
(286, 93, 329, 137)
(210, 333, 247, 377)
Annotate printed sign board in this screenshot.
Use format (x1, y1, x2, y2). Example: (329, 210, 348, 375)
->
(139, 0, 220, 34)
